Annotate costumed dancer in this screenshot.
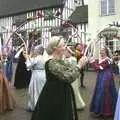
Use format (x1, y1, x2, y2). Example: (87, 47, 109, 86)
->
(118, 59, 120, 75)
(64, 46, 86, 110)
(89, 47, 117, 117)
(75, 43, 86, 88)
(0, 55, 15, 112)
(112, 51, 119, 75)
(2, 52, 13, 87)
(31, 36, 82, 120)
(114, 54, 120, 120)
(25, 44, 46, 112)
(114, 86, 120, 120)
(14, 47, 31, 89)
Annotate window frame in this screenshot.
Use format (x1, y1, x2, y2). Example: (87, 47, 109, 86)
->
(100, 0, 115, 16)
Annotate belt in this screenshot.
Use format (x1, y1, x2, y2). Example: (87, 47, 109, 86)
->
(32, 69, 44, 70)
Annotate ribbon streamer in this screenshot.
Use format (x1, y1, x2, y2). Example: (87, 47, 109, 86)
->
(4, 13, 90, 56)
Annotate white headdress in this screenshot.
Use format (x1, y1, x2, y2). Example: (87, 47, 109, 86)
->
(33, 44, 44, 55)
(46, 36, 64, 55)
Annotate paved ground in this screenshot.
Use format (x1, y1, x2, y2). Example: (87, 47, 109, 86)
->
(0, 68, 119, 120)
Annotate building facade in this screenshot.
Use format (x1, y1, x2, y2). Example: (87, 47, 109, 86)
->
(88, 0, 120, 51)
(0, 0, 88, 48)
(70, 5, 88, 44)
(0, 0, 65, 48)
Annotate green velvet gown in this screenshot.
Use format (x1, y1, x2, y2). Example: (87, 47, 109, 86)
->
(31, 59, 80, 120)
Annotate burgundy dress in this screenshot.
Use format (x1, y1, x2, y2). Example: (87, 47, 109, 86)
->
(90, 57, 117, 116)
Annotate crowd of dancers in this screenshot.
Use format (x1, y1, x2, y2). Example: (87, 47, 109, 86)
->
(0, 36, 120, 120)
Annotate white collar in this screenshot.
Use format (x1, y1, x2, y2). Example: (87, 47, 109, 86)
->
(99, 57, 109, 63)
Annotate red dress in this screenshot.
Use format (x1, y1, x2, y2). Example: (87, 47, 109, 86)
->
(90, 57, 117, 116)
(0, 69, 15, 112)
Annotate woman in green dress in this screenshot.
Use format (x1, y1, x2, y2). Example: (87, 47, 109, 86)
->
(31, 36, 82, 120)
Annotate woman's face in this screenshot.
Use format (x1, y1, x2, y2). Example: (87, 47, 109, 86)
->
(76, 44, 82, 52)
(55, 43, 66, 57)
(100, 49, 107, 57)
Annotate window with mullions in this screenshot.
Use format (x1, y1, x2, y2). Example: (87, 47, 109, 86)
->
(100, 0, 115, 16)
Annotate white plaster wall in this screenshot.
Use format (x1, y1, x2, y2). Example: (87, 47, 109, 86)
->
(88, 0, 120, 39)
(84, 0, 88, 5)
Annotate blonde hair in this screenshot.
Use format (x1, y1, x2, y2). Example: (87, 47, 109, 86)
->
(46, 36, 64, 55)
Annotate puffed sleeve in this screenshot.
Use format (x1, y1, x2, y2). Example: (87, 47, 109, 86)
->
(25, 57, 38, 70)
(48, 59, 80, 83)
(90, 59, 110, 71)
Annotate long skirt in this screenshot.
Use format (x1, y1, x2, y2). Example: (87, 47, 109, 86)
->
(114, 88, 120, 120)
(72, 78, 85, 110)
(31, 79, 78, 120)
(90, 71, 117, 116)
(0, 70, 16, 112)
(27, 70, 46, 111)
(14, 53, 31, 89)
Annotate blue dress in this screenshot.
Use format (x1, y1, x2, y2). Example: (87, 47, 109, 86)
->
(2, 55, 13, 82)
(114, 88, 120, 120)
(5, 56, 13, 81)
(90, 57, 117, 116)
(26, 55, 46, 111)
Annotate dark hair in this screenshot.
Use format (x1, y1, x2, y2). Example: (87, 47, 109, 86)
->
(104, 46, 110, 57)
(74, 43, 81, 49)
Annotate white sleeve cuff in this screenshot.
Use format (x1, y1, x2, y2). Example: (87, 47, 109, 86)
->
(99, 66, 103, 70)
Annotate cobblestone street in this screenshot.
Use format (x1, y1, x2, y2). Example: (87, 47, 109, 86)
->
(0, 70, 119, 120)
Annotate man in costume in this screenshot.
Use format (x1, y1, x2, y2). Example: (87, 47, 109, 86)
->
(75, 43, 86, 88)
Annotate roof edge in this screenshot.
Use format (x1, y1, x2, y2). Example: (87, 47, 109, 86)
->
(0, 4, 64, 18)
